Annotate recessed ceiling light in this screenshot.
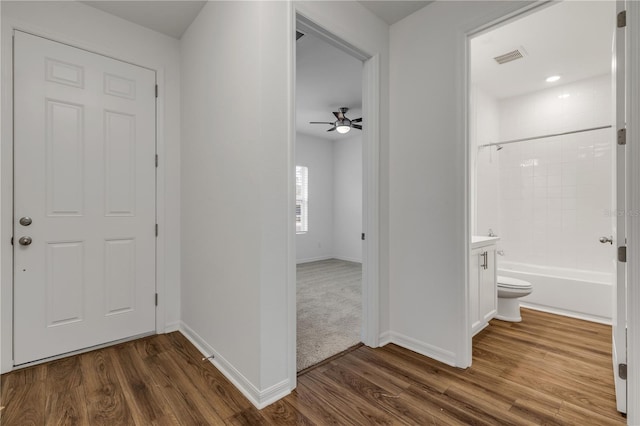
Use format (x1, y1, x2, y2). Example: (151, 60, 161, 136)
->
(546, 75, 561, 83)
(558, 93, 570, 99)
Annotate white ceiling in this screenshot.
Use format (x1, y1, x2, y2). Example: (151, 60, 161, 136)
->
(81, 0, 427, 141)
(80, 1, 614, 131)
(471, 1, 615, 100)
(296, 33, 363, 140)
(357, 0, 432, 25)
(83, 1, 431, 40)
(82, 1, 206, 39)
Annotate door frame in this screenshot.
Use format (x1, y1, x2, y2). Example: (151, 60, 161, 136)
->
(625, 2, 640, 423)
(463, 1, 640, 421)
(462, 0, 552, 367)
(288, 6, 381, 388)
(0, 21, 166, 373)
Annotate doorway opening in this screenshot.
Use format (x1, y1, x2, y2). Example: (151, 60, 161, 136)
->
(468, 0, 626, 416)
(294, 27, 364, 373)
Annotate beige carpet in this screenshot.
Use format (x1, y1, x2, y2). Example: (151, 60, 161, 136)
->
(296, 259, 362, 371)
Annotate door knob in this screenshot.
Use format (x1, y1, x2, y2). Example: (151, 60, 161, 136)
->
(599, 236, 613, 245)
(19, 217, 32, 226)
(18, 236, 32, 246)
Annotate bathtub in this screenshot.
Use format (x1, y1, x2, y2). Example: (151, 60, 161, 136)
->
(497, 261, 613, 324)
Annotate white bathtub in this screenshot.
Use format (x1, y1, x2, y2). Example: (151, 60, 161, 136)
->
(497, 261, 613, 324)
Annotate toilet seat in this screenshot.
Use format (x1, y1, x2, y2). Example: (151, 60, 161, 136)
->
(497, 275, 532, 290)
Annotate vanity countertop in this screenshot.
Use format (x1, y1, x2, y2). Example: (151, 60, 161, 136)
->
(472, 235, 500, 249)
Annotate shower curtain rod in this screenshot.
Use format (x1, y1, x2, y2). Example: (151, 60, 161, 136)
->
(478, 125, 612, 149)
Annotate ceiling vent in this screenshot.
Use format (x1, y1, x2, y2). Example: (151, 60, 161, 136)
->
(494, 49, 524, 65)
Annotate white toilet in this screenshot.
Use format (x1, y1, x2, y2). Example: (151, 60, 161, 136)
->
(496, 276, 533, 322)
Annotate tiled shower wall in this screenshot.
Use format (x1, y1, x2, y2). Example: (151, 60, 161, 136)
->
(476, 74, 614, 274)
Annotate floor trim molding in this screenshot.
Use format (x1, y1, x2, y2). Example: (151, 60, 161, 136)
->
(519, 303, 612, 325)
(164, 321, 181, 333)
(178, 321, 290, 409)
(333, 256, 363, 264)
(378, 331, 392, 347)
(387, 331, 457, 367)
(296, 256, 363, 265)
(296, 255, 333, 264)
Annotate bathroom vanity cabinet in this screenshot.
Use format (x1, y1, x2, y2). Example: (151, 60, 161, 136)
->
(471, 237, 499, 336)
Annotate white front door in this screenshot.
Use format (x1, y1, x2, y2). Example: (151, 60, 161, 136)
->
(612, 1, 627, 413)
(13, 31, 157, 365)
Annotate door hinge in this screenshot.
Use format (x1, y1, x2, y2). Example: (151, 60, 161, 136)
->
(618, 10, 626, 28)
(155, 224, 159, 237)
(155, 293, 158, 306)
(618, 245, 627, 263)
(618, 128, 626, 145)
(619, 363, 627, 380)
(155, 84, 158, 98)
(155, 154, 158, 168)
(361, 233, 365, 241)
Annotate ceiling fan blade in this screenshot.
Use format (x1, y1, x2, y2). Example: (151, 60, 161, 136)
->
(333, 111, 344, 120)
(309, 121, 334, 124)
(352, 117, 362, 123)
(327, 126, 336, 132)
(352, 124, 362, 130)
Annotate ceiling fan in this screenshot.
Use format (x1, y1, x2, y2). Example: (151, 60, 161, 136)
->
(309, 107, 362, 134)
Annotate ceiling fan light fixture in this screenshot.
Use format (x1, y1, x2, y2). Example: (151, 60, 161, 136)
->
(309, 107, 361, 134)
(336, 124, 351, 134)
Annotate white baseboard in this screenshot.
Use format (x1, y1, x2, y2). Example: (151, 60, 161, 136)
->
(296, 255, 333, 264)
(334, 256, 362, 264)
(178, 321, 290, 409)
(258, 379, 292, 408)
(164, 321, 181, 333)
(378, 331, 392, 346)
(520, 303, 612, 325)
(296, 255, 363, 264)
(386, 331, 457, 367)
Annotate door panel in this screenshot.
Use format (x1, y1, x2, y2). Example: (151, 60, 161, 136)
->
(13, 31, 156, 365)
(105, 110, 136, 216)
(104, 238, 136, 315)
(46, 241, 84, 326)
(46, 100, 85, 215)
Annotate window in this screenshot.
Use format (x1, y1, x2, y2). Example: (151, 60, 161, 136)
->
(296, 166, 308, 233)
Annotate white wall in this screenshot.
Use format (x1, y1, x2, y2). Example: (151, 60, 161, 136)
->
(0, 0, 181, 373)
(473, 75, 614, 321)
(385, 3, 640, 411)
(295, 133, 334, 263)
(180, 1, 291, 406)
(295, 132, 362, 264)
(476, 75, 614, 272)
(334, 134, 363, 262)
(495, 75, 613, 273)
(389, 1, 534, 367)
(471, 88, 500, 236)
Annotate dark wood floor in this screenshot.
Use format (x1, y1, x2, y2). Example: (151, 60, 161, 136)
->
(1, 308, 626, 425)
